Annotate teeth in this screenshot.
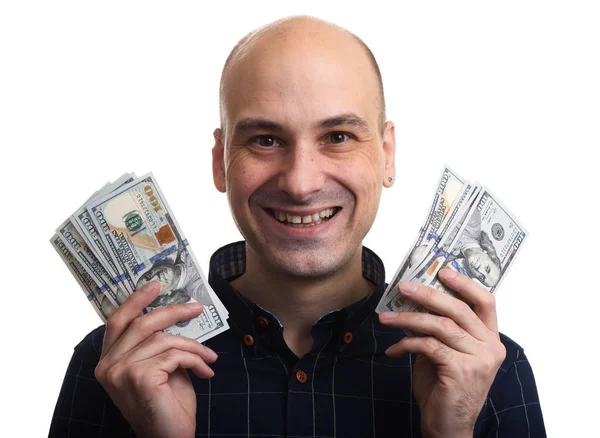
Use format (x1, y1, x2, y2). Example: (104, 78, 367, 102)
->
(273, 208, 337, 224)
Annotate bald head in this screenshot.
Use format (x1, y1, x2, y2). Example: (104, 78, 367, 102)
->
(218, 16, 386, 137)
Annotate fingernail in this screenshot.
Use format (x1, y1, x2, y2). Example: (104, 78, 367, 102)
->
(399, 281, 418, 295)
(438, 268, 458, 280)
(141, 281, 160, 293)
(205, 346, 218, 360)
(379, 312, 398, 321)
(187, 302, 204, 311)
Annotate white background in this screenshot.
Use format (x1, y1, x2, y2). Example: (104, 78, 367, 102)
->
(1, 1, 598, 436)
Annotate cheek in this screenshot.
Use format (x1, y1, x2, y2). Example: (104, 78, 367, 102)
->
(225, 151, 281, 221)
(335, 150, 384, 203)
(226, 153, 260, 202)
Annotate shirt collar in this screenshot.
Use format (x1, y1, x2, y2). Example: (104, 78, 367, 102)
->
(208, 241, 387, 338)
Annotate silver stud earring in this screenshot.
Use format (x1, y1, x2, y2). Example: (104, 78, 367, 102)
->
(388, 177, 393, 183)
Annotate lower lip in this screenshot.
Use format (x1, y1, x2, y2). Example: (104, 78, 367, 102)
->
(260, 208, 341, 238)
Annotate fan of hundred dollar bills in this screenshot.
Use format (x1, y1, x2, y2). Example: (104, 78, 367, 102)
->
(375, 167, 527, 315)
(51, 168, 526, 342)
(51, 172, 229, 343)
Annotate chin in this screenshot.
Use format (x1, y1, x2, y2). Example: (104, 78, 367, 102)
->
(261, 244, 355, 279)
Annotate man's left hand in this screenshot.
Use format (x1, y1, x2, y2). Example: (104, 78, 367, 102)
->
(379, 268, 507, 438)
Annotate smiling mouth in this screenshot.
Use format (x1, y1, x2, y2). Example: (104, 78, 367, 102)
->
(265, 207, 341, 228)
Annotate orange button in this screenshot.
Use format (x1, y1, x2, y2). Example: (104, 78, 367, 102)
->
(244, 334, 254, 346)
(295, 370, 308, 383)
(343, 332, 353, 344)
(256, 316, 269, 327)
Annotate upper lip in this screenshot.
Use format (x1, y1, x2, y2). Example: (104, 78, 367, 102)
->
(263, 207, 340, 216)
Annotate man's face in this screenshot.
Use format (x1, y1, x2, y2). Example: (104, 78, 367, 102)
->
(464, 247, 501, 287)
(214, 30, 395, 277)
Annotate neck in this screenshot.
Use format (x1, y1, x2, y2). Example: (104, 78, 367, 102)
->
(230, 245, 374, 357)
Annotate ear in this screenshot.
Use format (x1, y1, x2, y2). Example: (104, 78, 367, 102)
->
(212, 128, 227, 193)
(382, 121, 396, 188)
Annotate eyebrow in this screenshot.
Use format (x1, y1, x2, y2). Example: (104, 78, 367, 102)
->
(232, 113, 371, 137)
(316, 113, 371, 133)
(232, 118, 285, 137)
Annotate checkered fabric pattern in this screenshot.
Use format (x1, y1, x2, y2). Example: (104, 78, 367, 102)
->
(50, 241, 545, 437)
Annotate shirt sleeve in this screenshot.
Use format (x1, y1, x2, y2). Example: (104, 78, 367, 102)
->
(48, 326, 135, 438)
(475, 334, 546, 437)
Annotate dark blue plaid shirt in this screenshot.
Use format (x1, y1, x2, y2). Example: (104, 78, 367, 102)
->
(50, 241, 545, 437)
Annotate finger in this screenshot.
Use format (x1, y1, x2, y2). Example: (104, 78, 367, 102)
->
(150, 349, 215, 379)
(102, 281, 161, 355)
(393, 280, 490, 341)
(125, 331, 218, 365)
(385, 335, 459, 368)
(438, 268, 499, 333)
(105, 301, 205, 359)
(379, 311, 477, 354)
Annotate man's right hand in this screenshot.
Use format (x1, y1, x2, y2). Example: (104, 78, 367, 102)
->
(95, 281, 218, 438)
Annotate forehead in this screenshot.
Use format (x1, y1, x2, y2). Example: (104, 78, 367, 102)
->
(222, 33, 380, 131)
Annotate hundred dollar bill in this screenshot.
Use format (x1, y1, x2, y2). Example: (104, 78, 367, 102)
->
(408, 183, 482, 284)
(51, 234, 117, 322)
(86, 173, 229, 342)
(378, 183, 482, 314)
(71, 174, 138, 294)
(56, 219, 128, 306)
(376, 168, 464, 313)
(426, 188, 527, 296)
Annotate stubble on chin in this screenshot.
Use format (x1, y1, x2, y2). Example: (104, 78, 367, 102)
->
(256, 238, 359, 279)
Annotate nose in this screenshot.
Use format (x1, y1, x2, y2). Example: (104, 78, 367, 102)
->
(277, 141, 326, 202)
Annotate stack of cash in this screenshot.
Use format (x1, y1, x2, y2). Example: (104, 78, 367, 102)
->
(51, 172, 229, 343)
(376, 167, 527, 315)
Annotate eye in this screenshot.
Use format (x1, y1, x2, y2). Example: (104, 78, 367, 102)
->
(324, 132, 352, 145)
(250, 135, 281, 148)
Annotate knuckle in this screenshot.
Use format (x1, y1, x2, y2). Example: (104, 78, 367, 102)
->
(105, 316, 122, 334)
(128, 365, 148, 388)
(477, 292, 496, 309)
(424, 286, 437, 301)
(411, 312, 426, 325)
(149, 331, 168, 344)
(435, 345, 452, 361)
(483, 292, 496, 307)
(480, 355, 500, 377)
(447, 331, 467, 347)
(159, 348, 179, 363)
(439, 317, 456, 333)
(94, 362, 106, 382)
(105, 364, 124, 386)
(461, 361, 476, 378)
(129, 315, 149, 334)
(423, 336, 439, 351)
(494, 343, 507, 364)
(455, 300, 471, 315)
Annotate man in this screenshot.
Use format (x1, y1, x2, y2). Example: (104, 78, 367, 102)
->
(50, 16, 545, 437)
